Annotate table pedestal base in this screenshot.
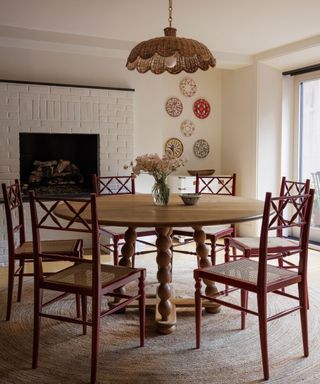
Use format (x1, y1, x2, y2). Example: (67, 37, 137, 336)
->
(120, 225, 222, 334)
(143, 296, 220, 333)
(155, 302, 177, 334)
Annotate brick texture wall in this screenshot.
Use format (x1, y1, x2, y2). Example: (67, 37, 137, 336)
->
(0, 81, 134, 264)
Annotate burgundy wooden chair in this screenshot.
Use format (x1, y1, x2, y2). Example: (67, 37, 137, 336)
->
(224, 177, 311, 268)
(29, 191, 146, 384)
(92, 174, 156, 266)
(2, 180, 82, 321)
(194, 188, 314, 380)
(172, 174, 236, 265)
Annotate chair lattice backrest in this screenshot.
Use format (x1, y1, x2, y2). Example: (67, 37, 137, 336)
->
(92, 174, 135, 195)
(29, 192, 100, 281)
(280, 176, 310, 197)
(195, 174, 236, 195)
(277, 177, 311, 237)
(2, 179, 26, 252)
(258, 190, 314, 286)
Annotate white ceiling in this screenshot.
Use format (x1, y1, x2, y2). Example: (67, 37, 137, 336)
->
(0, 0, 320, 70)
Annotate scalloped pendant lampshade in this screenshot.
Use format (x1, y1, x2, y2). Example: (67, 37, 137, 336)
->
(126, 0, 216, 74)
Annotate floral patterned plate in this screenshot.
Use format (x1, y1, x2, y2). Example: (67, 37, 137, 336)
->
(165, 97, 183, 117)
(180, 120, 195, 137)
(193, 139, 210, 158)
(193, 98, 211, 119)
(165, 138, 184, 158)
(179, 78, 197, 97)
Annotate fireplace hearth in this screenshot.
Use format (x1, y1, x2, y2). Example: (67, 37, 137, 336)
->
(20, 133, 99, 196)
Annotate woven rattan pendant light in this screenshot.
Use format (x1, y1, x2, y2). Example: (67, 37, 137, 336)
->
(126, 0, 216, 74)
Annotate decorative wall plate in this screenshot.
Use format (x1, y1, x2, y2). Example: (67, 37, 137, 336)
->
(165, 97, 183, 117)
(193, 139, 210, 158)
(180, 120, 195, 137)
(193, 98, 211, 119)
(165, 138, 184, 158)
(179, 78, 197, 97)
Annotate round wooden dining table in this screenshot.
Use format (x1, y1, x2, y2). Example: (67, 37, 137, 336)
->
(56, 193, 265, 334)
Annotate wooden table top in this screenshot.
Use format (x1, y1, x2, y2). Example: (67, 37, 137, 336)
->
(55, 193, 265, 228)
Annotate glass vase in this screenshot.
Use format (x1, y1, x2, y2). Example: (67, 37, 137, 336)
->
(152, 179, 170, 206)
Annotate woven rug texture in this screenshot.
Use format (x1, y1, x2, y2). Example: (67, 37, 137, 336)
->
(0, 253, 320, 384)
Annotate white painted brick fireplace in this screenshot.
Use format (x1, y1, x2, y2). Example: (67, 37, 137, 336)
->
(0, 81, 134, 264)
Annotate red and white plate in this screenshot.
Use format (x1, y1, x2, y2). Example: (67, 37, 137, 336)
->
(193, 98, 211, 119)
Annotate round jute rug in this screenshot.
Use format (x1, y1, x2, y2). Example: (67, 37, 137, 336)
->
(1, 263, 320, 384)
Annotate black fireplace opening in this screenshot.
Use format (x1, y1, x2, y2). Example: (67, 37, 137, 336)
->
(19, 133, 99, 196)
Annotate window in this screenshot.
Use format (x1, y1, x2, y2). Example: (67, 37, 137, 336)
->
(294, 71, 320, 240)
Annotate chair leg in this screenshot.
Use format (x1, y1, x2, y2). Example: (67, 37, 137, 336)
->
(76, 295, 81, 318)
(231, 226, 237, 259)
(132, 241, 137, 268)
(195, 275, 202, 349)
(224, 238, 230, 263)
(17, 259, 25, 302)
(113, 238, 119, 266)
(224, 239, 230, 295)
(305, 276, 310, 310)
(81, 295, 87, 335)
(90, 295, 101, 384)
(278, 257, 285, 293)
(32, 286, 43, 369)
(209, 237, 216, 266)
(139, 273, 145, 347)
(231, 245, 237, 259)
(257, 293, 269, 380)
(298, 281, 309, 357)
(240, 289, 248, 330)
(6, 257, 15, 321)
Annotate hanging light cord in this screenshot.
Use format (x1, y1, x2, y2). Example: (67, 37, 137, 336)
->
(168, 0, 173, 27)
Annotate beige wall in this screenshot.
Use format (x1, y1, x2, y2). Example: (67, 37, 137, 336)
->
(256, 63, 283, 198)
(221, 65, 257, 198)
(221, 66, 259, 236)
(221, 63, 285, 236)
(281, 75, 295, 180)
(221, 63, 285, 199)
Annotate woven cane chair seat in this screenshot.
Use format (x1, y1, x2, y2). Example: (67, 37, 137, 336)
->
(230, 236, 299, 250)
(206, 258, 297, 285)
(16, 239, 80, 255)
(45, 263, 135, 288)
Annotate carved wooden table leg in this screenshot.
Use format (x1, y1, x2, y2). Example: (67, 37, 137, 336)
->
(193, 226, 220, 314)
(119, 227, 136, 268)
(113, 227, 136, 303)
(155, 226, 176, 334)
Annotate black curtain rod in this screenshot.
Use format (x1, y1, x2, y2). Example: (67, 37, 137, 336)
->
(282, 63, 320, 76)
